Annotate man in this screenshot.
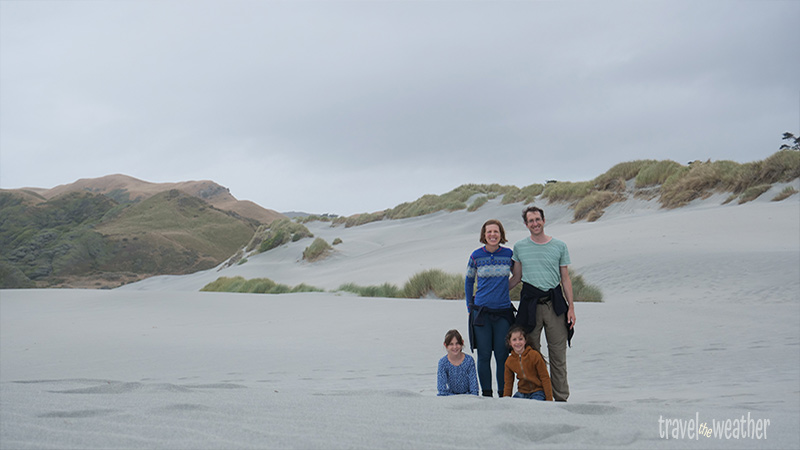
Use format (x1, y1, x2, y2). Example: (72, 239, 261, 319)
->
(511, 206, 576, 402)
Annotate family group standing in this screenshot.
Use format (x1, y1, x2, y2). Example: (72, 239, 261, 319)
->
(436, 206, 575, 402)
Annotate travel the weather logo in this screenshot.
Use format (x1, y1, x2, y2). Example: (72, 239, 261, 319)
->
(658, 412, 770, 440)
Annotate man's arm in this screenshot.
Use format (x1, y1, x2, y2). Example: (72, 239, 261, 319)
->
(509, 261, 522, 290)
(560, 265, 576, 327)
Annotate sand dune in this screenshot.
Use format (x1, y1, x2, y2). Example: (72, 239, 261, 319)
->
(1, 186, 798, 449)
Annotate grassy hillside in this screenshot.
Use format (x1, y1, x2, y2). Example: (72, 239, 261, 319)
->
(96, 190, 257, 261)
(8, 174, 285, 224)
(0, 189, 258, 289)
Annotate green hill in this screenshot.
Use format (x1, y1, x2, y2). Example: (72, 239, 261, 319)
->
(0, 189, 258, 289)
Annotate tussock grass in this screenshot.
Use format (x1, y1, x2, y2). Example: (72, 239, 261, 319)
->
(758, 150, 800, 184)
(660, 152, 800, 208)
(302, 237, 333, 262)
(338, 282, 402, 298)
(594, 160, 657, 190)
(200, 276, 324, 294)
(542, 181, 593, 204)
(501, 184, 545, 204)
(338, 211, 387, 228)
(573, 191, 622, 222)
(660, 162, 724, 208)
(468, 196, 489, 212)
(402, 269, 464, 299)
(738, 184, 772, 204)
(256, 219, 313, 253)
(635, 160, 683, 187)
(773, 186, 798, 201)
(334, 184, 520, 227)
(570, 271, 604, 302)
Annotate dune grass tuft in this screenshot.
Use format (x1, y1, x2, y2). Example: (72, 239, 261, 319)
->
(541, 181, 594, 204)
(257, 219, 314, 253)
(501, 183, 545, 205)
(570, 271, 604, 302)
(737, 184, 772, 204)
(402, 269, 464, 299)
(338, 282, 402, 298)
(772, 186, 798, 201)
(594, 160, 657, 190)
(200, 276, 323, 294)
(660, 162, 724, 208)
(468, 196, 489, 212)
(302, 237, 333, 262)
(573, 191, 622, 222)
(635, 160, 683, 188)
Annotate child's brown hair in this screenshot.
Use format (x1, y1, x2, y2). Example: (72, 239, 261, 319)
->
(505, 325, 528, 348)
(444, 329, 464, 346)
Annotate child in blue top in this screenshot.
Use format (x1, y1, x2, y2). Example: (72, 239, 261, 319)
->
(437, 329, 479, 396)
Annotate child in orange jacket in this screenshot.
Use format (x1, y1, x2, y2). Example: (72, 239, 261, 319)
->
(503, 325, 553, 400)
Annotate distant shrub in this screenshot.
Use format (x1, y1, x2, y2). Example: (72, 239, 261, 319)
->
(302, 237, 333, 262)
(0, 259, 35, 288)
(772, 186, 798, 201)
(332, 237, 343, 245)
(468, 196, 489, 212)
(237, 258, 248, 265)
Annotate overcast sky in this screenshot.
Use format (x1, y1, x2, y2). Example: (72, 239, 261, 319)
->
(1, 0, 798, 216)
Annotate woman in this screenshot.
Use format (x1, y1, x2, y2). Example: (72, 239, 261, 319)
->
(465, 219, 520, 397)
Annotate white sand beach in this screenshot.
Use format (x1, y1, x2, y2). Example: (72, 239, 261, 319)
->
(2, 187, 799, 449)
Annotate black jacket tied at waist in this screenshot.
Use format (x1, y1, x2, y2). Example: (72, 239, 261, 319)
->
(516, 282, 573, 347)
(467, 303, 516, 352)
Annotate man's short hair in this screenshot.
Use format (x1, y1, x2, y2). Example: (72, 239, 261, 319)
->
(522, 206, 545, 223)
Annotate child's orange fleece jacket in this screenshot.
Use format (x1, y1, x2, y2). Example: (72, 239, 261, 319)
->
(503, 346, 553, 400)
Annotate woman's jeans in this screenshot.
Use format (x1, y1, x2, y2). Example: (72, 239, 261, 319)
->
(472, 311, 510, 395)
(513, 390, 546, 400)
